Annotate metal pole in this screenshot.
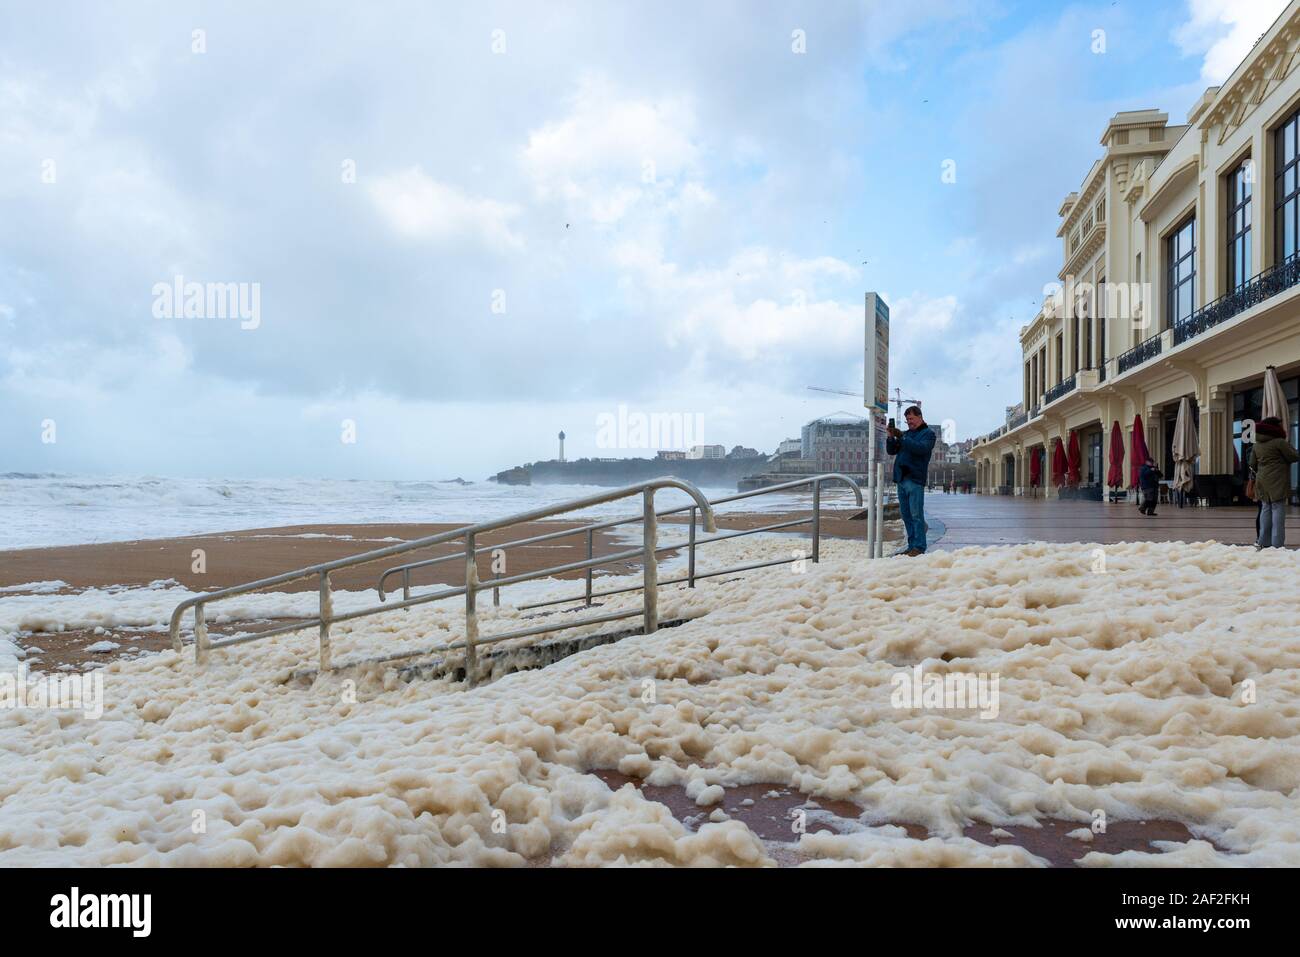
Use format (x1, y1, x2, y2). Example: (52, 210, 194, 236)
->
(642, 488, 658, 635)
(687, 506, 697, 587)
(811, 478, 821, 563)
(464, 533, 479, 684)
(584, 529, 594, 606)
(493, 573, 500, 608)
(875, 462, 886, 558)
(319, 571, 333, 672)
(866, 415, 877, 558)
(195, 602, 209, 665)
(402, 567, 411, 602)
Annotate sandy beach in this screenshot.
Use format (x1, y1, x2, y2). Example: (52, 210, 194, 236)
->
(1, 508, 881, 672)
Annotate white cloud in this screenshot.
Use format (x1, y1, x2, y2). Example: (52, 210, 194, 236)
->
(1173, 0, 1291, 83)
(367, 167, 522, 249)
(609, 244, 860, 362)
(521, 74, 701, 224)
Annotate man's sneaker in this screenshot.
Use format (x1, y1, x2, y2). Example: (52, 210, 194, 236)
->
(905, 548, 923, 557)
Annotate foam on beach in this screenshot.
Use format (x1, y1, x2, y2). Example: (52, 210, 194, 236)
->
(0, 536, 1297, 866)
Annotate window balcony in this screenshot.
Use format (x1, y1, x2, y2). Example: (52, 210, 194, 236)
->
(1172, 252, 1300, 346)
(1043, 373, 1077, 406)
(1117, 333, 1162, 374)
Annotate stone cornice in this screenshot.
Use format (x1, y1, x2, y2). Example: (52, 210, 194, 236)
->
(1060, 223, 1107, 280)
(1201, 6, 1300, 145)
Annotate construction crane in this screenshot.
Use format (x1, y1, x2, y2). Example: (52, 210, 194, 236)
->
(806, 385, 922, 422)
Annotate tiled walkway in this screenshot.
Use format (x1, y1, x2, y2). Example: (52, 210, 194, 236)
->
(919, 492, 1299, 549)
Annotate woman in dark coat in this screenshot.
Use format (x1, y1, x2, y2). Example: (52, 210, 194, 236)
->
(1249, 417, 1298, 548)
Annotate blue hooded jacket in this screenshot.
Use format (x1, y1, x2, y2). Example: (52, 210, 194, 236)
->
(887, 423, 937, 484)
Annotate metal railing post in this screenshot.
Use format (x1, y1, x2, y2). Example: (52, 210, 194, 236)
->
(195, 602, 208, 665)
(402, 568, 411, 602)
(319, 571, 333, 671)
(642, 488, 658, 634)
(464, 533, 479, 684)
(584, 529, 594, 607)
(687, 506, 697, 587)
(493, 573, 500, 608)
(811, 479, 822, 563)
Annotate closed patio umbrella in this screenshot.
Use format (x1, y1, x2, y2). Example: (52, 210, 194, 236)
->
(1130, 414, 1149, 489)
(1067, 430, 1083, 486)
(1052, 437, 1068, 486)
(1171, 395, 1198, 494)
(1106, 421, 1124, 488)
(1262, 365, 1291, 434)
(1029, 447, 1042, 487)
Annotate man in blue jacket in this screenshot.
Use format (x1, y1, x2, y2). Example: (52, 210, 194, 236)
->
(886, 405, 937, 556)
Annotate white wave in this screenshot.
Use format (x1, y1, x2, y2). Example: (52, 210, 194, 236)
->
(0, 473, 851, 550)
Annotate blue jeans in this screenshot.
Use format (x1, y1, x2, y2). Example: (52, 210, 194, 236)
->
(898, 478, 927, 552)
(1258, 500, 1287, 548)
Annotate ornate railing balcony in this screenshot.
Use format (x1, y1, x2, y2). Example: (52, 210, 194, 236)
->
(1173, 252, 1300, 346)
(1007, 411, 1028, 430)
(1044, 374, 1077, 406)
(1029, 405, 1041, 419)
(1117, 333, 1162, 374)
(1098, 360, 1107, 382)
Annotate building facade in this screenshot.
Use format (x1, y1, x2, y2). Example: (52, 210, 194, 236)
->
(973, 2, 1300, 505)
(687, 444, 726, 460)
(800, 412, 884, 476)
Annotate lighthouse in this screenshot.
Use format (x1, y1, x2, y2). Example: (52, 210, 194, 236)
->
(558, 430, 566, 463)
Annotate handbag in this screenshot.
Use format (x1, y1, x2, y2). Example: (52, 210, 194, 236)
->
(1245, 470, 1256, 502)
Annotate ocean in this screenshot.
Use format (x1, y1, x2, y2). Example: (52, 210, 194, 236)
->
(0, 473, 854, 551)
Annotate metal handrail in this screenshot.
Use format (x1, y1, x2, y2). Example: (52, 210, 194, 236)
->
(505, 473, 863, 611)
(168, 478, 717, 677)
(377, 472, 862, 603)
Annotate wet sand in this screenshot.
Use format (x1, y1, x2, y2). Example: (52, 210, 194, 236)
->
(0, 511, 875, 594)
(2, 509, 878, 672)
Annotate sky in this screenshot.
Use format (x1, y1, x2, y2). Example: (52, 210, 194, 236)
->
(0, 0, 1290, 480)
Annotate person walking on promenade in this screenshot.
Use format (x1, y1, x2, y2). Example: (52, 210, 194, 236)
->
(886, 405, 937, 556)
(1138, 457, 1162, 516)
(1248, 416, 1298, 548)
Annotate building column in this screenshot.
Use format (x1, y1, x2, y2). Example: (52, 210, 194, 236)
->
(1204, 385, 1230, 475)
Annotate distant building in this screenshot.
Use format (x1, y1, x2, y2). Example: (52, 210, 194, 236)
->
(558, 430, 566, 463)
(726, 445, 762, 459)
(801, 412, 876, 474)
(776, 438, 802, 457)
(687, 444, 725, 460)
(655, 450, 687, 460)
(1004, 403, 1024, 423)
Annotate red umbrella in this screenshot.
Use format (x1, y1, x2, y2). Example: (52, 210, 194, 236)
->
(1067, 430, 1083, 486)
(1052, 437, 1068, 486)
(1106, 421, 1124, 487)
(1029, 447, 1042, 487)
(1130, 415, 1149, 489)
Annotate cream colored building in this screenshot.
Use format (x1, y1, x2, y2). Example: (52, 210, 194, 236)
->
(973, 2, 1300, 505)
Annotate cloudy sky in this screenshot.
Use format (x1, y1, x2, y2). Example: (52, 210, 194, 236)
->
(0, 0, 1289, 479)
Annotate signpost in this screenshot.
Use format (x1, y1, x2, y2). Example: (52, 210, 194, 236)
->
(864, 293, 890, 558)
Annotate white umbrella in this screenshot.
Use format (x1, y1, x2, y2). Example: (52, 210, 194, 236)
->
(1261, 365, 1290, 434)
(1171, 395, 1198, 493)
